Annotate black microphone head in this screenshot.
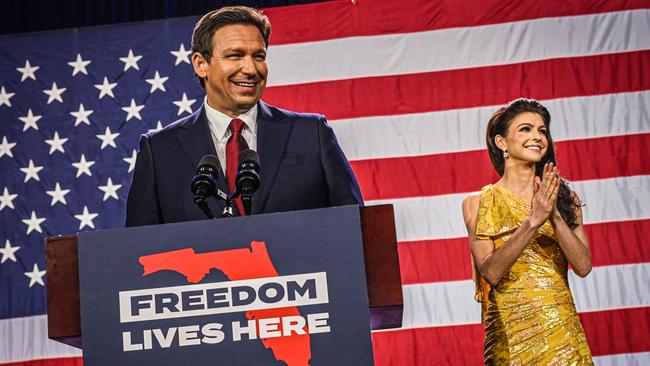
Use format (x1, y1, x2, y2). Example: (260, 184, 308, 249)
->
(199, 154, 220, 169)
(238, 149, 260, 168)
(235, 149, 260, 196)
(235, 150, 260, 216)
(191, 154, 220, 197)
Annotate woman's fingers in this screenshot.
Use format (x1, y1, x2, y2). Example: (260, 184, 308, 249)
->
(549, 167, 561, 203)
(545, 174, 556, 202)
(543, 164, 555, 198)
(549, 175, 560, 207)
(542, 163, 554, 192)
(529, 164, 561, 225)
(534, 176, 542, 193)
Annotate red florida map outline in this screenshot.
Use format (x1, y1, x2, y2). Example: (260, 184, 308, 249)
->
(138, 241, 311, 366)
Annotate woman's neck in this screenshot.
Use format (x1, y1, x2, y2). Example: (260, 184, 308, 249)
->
(497, 161, 536, 199)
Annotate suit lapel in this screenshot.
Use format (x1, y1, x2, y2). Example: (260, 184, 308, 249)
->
(254, 101, 292, 214)
(176, 105, 229, 215)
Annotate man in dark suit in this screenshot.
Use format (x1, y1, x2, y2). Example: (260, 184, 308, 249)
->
(125, 6, 363, 227)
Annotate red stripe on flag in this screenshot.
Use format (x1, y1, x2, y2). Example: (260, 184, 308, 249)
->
(354, 149, 498, 201)
(372, 307, 650, 365)
(587, 219, 650, 268)
(399, 219, 650, 284)
(265, 0, 649, 45)
(581, 307, 650, 356)
(372, 323, 484, 366)
(264, 51, 650, 120)
(353, 133, 650, 201)
(399, 237, 472, 284)
(4, 357, 83, 366)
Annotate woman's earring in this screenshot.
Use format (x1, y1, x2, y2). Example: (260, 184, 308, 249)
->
(503, 149, 508, 159)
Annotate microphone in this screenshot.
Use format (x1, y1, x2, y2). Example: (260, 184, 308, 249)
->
(190, 154, 220, 219)
(235, 149, 260, 215)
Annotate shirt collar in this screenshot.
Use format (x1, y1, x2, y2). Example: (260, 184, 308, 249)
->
(203, 97, 258, 140)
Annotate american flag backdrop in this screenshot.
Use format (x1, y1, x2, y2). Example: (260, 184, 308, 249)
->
(1, 0, 649, 365)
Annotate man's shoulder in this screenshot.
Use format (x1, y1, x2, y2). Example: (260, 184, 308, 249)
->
(261, 101, 325, 124)
(146, 106, 203, 140)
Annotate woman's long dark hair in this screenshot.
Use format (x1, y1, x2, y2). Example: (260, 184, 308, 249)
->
(486, 98, 580, 228)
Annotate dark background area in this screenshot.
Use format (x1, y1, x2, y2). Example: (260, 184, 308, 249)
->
(1, 0, 328, 35)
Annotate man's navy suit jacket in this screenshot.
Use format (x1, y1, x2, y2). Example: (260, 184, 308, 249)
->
(125, 101, 364, 226)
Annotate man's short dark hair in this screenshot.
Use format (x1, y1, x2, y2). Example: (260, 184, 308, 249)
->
(191, 6, 271, 88)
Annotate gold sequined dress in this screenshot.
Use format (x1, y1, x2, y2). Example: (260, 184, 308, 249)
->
(474, 184, 593, 365)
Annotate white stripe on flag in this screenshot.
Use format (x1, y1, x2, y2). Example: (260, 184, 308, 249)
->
(570, 263, 650, 313)
(402, 262, 650, 328)
(368, 175, 650, 241)
(267, 10, 650, 86)
(402, 279, 480, 327)
(574, 176, 650, 225)
(0, 315, 81, 363)
(594, 351, 650, 366)
(331, 91, 650, 160)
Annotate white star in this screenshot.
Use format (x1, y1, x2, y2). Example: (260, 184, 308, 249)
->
(0, 187, 18, 211)
(123, 150, 137, 173)
(119, 49, 142, 72)
(94, 77, 117, 99)
(70, 103, 94, 126)
(43, 82, 66, 104)
(24, 263, 46, 287)
(18, 109, 42, 131)
(0, 239, 20, 263)
(0, 86, 15, 107)
(67, 53, 91, 76)
(46, 182, 70, 206)
(171, 43, 191, 66)
(96, 126, 119, 149)
(74, 206, 98, 230)
(45, 132, 68, 155)
(0, 136, 17, 158)
(98, 177, 122, 201)
(16, 60, 40, 81)
(173, 93, 196, 116)
(20, 160, 44, 183)
(145, 71, 169, 93)
(22, 211, 46, 235)
(121, 99, 144, 121)
(72, 154, 95, 177)
(148, 121, 164, 134)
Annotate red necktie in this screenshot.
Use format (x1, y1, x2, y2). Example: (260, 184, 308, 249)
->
(226, 118, 249, 215)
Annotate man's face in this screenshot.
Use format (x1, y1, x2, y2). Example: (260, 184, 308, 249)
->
(193, 24, 268, 118)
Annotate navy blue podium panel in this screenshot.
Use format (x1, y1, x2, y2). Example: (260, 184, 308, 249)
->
(77, 205, 374, 366)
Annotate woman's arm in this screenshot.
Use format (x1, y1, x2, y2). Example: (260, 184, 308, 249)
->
(462, 163, 561, 286)
(550, 191, 592, 277)
(463, 194, 538, 286)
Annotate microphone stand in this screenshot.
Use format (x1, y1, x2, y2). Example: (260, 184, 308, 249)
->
(240, 192, 252, 216)
(193, 196, 215, 220)
(221, 194, 235, 218)
(221, 190, 253, 217)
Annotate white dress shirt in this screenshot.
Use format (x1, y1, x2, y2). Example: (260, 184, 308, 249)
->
(203, 98, 258, 174)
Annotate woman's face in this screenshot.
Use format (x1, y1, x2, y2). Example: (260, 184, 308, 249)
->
(498, 111, 549, 163)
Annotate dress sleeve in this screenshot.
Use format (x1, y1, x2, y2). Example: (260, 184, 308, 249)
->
(475, 185, 497, 240)
(476, 185, 522, 240)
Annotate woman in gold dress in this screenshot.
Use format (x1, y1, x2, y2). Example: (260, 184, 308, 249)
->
(461, 98, 593, 365)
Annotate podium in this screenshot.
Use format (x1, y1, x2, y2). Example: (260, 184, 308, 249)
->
(46, 205, 402, 365)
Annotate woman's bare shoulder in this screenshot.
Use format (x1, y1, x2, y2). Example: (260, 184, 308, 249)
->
(462, 191, 482, 216)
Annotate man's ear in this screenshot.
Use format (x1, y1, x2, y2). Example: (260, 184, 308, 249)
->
(192, 52, 208, 78)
